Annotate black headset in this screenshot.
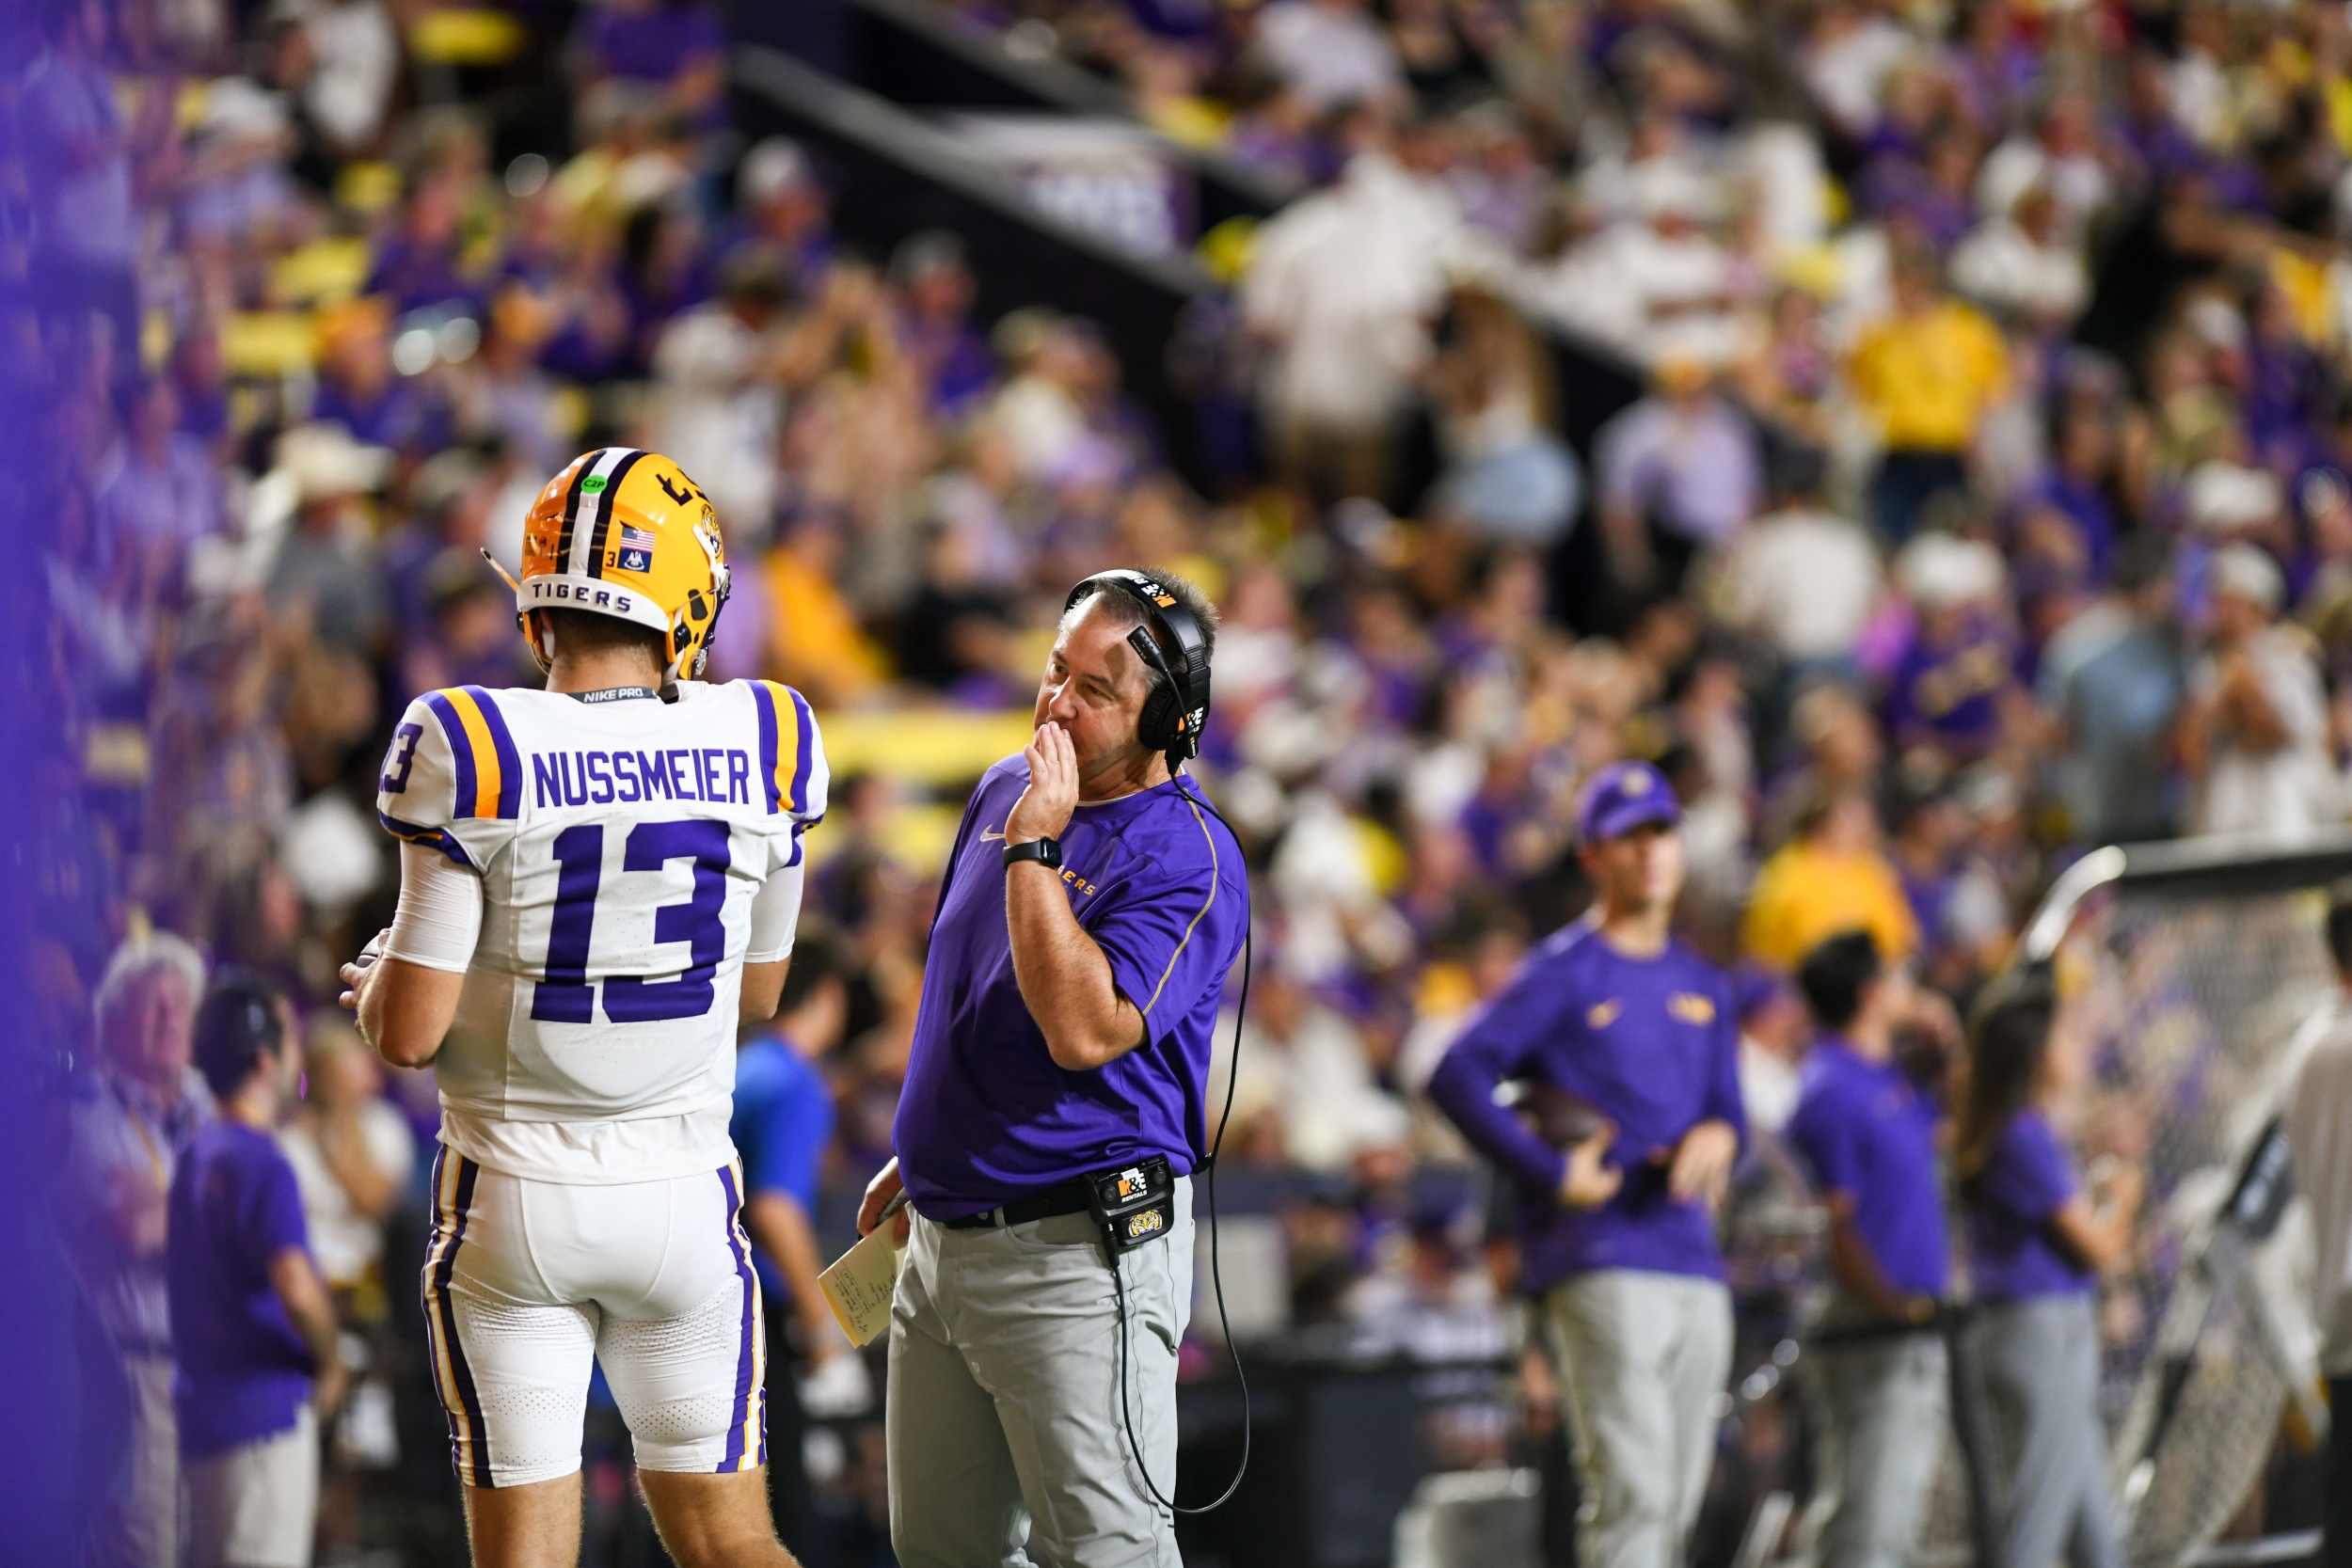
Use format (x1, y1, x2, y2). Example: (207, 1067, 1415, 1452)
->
(1064, 569, 1213, 764)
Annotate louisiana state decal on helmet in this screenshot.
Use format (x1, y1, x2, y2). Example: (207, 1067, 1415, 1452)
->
(514, 449, 731, 681)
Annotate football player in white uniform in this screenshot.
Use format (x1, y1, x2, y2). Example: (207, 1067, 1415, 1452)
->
(342, 449, 825, 1568)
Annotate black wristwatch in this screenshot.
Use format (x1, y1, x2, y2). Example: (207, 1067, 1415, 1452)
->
(1003, 836, 1063, 870)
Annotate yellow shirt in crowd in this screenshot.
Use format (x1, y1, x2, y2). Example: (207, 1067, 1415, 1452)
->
(1740, 840, 1921, 971)
(1847, 300, 2010, 454)
(766, 545, 893, 706)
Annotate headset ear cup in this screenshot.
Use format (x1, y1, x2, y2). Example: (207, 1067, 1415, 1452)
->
(1126, 627, 1175, 752)
(1137, 683, 1171, 753)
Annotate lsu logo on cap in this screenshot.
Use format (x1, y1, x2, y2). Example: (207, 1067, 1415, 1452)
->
(1622, 768, 1651, 796)
(1668, 992, 1718, 1024)
(1125, 1209, 1166, 1242)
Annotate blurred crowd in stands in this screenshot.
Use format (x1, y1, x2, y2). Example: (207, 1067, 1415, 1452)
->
(30, 0, 2352, 1560)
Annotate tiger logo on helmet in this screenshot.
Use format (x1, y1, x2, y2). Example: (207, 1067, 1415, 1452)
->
(511, 448, 730, 681)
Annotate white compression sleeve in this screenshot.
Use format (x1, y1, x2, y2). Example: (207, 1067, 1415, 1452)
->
(385, 840, 485, 973)
(745, 863, 805, 964)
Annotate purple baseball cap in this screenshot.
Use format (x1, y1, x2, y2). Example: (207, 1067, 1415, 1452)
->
(1731, 962, 1794, 1022)
(1576, 759, 1681, 845)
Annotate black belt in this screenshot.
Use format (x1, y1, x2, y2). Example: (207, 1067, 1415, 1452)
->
(1811, 1300, 1974, 1349)
(939, 1177, 1097, 1230)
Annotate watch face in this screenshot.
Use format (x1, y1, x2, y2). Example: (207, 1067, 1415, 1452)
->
(1007, 837, 1060, 869)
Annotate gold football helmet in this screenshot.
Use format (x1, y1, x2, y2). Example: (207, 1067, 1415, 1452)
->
(511, 449, 730, 681)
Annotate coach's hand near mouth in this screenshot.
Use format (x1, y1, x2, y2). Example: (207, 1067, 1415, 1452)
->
(1005, 720, 1147, 1073)
(1007, 721, 1080, 846)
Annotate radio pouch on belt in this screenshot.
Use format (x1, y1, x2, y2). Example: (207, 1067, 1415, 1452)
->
(1085, 1155, 1175, 1262)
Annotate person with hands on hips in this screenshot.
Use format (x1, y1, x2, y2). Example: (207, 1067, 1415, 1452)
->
(856, 569, 1247, 1568)
(1426, 760, 1743, 1568)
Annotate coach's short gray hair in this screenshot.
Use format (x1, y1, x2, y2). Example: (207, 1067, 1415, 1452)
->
(1060, 570, 1219, 703)
(92, 930, 207, 1035)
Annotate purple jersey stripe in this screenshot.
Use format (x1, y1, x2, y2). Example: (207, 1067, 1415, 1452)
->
(718, 1164, 763, 1469)
(427, 1149, 495, 1489)
(421, 691, 480, 820)
(376, 809, 474, 870)
(787, 687, 817, 818)
(750, 683, 784, 815)
(461, 687, 524, 819)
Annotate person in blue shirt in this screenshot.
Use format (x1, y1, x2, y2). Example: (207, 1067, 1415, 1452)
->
(1956, 972, 2142, 1568)
(732, 923, 848, 1568)
(1786, 930, 1950, 1568)
(167, 971, 346, 1568)
(1427, 760, 1743, 1568)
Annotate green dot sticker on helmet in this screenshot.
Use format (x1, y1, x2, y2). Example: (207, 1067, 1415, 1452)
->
(580, 474, 608, 494)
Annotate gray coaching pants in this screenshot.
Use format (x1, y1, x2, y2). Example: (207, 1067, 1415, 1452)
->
(1543, 1270, 1735, 1568)
(888, 1180, 1193, 1568)
(1811, 1306, 1948, 1568)
(1976, 1294, 2122, 1568)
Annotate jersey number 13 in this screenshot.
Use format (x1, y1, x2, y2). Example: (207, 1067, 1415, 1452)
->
(532, 818, 731, 1024)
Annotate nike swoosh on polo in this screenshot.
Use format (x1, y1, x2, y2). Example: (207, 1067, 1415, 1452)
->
(979, 825, 1006, 842)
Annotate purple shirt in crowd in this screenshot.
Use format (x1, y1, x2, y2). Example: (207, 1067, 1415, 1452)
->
(1425, 917, 1745, 1294)
(579, 3, 727, 128)
(165, 1120, 316, 1458)
(894, 757, 1249, 1220)
(1965, 1107, 2093, 1302)
(1884, 615, 2017, 756)
(580, 3, 725, 85)
(1787, 1037, 1949, 1300)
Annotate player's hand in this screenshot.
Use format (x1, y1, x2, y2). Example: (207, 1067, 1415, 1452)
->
(858, 1157, 911, 1245)
(338, 930, 389, 1012)
(1667, 1118, 1739, 1208)
(1007, 722, 1080, 846)
(1559, 1127, 1623, 1211)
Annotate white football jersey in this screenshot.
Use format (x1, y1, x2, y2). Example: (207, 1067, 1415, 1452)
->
(375, 680, 826, 1183)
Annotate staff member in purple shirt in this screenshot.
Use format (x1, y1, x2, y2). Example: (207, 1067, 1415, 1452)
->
(856, 569, 1247, 1568)
(1787, 930, 1950, 1568)
(167, 972, 346, 1568)
(1955, 973, 2141, 1568)
(1427, 761, 1743, 1568)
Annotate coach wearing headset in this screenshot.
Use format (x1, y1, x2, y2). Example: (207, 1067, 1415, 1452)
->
(856, 569, 1248, 1568)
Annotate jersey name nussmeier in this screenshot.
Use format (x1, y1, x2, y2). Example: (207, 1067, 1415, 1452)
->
(525, 745, 759, 809)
